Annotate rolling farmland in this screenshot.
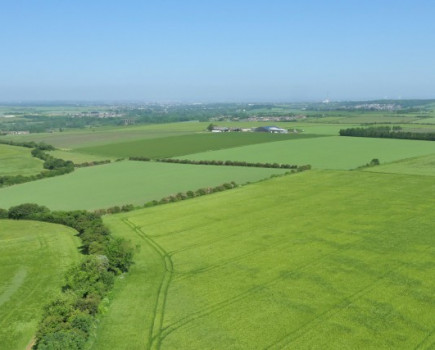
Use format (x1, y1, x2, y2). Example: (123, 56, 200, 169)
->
(77, 132, 318, 159)
(94, 170, 435, 349)
(0, 144, 44, 176)
(0, 122, 207, 149)
(0, 161, 287, 211)
(0, 220, 81, 350)
(1, 113, 435, 350)
(183, 136, 435, 170)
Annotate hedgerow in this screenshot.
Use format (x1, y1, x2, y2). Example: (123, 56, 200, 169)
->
(129, 156, 306, 170)
(339, 126, 435, 141)
(3, 204, 134, 350)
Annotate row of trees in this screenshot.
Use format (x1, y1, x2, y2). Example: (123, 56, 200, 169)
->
(339, 126, 435, 141)
(0, 138, 55, 150)
(92, 182, 239, 216)
(1, 203, 134, 349)
(129, 156, 309, 170)
(155, 158, 301, 169)
(74, 159, 111, 168)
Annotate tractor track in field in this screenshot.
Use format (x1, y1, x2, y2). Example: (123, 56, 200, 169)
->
(158, 240, 368, 341)
(264, 246, 434, 350)
(122, 218, 173, 350)
(173, 236, 300, 280)
(414, 328, 435, 350)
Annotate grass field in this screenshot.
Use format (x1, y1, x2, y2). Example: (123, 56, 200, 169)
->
(0, 220, 80, 350)
(0, 161, 287, 211)
(364, 153, 435, 176)
(77, 132, 320, 159)
(183, 136, 435, 170)
(47, 149, 114, 163)
(93, 170, 435, 349)
(0, 144, 44, 176)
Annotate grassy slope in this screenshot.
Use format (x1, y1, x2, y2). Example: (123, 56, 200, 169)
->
(0, 161, 286, 211)
(93, 170, 435, 349)
(77, 132, 319, 159)
(184, 136, 435, 170)
(364, 153, 435, 176)
(0, 144, 44, 176)
(0, 220, 81, 350)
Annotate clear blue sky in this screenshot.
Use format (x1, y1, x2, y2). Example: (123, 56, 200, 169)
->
(1, 0, 434, 102)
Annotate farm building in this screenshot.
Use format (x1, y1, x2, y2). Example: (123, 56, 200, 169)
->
(254, 126, 288, 134)
(211, 127, 230, 132)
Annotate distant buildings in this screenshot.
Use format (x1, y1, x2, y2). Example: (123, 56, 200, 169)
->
(210, 125, 289, 134)
(3, 130, 30, 135)
(254, 126, 288, 134)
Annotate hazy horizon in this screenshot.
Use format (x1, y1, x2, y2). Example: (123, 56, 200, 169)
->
(1, 0, 434, 102)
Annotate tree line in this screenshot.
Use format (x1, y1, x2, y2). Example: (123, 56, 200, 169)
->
(129, 156, 311, 171)
(339, 126, 435, 141)
(0, 203, 134, 350)
(74, 159, 111, 168)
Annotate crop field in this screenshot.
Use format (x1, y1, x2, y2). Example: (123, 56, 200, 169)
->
(1, 121, 360, 151)
(2, 112, 435, 350)
(0, 144, 44, 176)
(0, 220, 80, 350)
(77, 132, 319, 159)
(365, 153, 435, 176)
(0, 161, 287, 211)
(94, 170, 435, 349)
(2, 122, 208, 149)
(184, 136, 435, 170)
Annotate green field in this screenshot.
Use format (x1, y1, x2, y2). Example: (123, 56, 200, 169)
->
(365, 153, 435, 176)
(47, 149, 114, 163)
(1, 121, 353, 151)
(0, 144, 44, 176)
(2, 122, 208, 149)
(77, 132, 319, 159)
(93, 170, 435, 349)
(2, 115, 435, 350)
(0, 220, 81, 350)
(184, 136, 435, 170)
(0, 161, 287, 211)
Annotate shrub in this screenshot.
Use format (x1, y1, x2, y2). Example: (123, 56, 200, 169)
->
(104, 237, 135, 274)
(37, 330, 86, 350)
(8, 203, 50, 220)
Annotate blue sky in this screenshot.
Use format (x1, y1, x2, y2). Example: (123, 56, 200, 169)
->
(1, 0, 434, 102)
